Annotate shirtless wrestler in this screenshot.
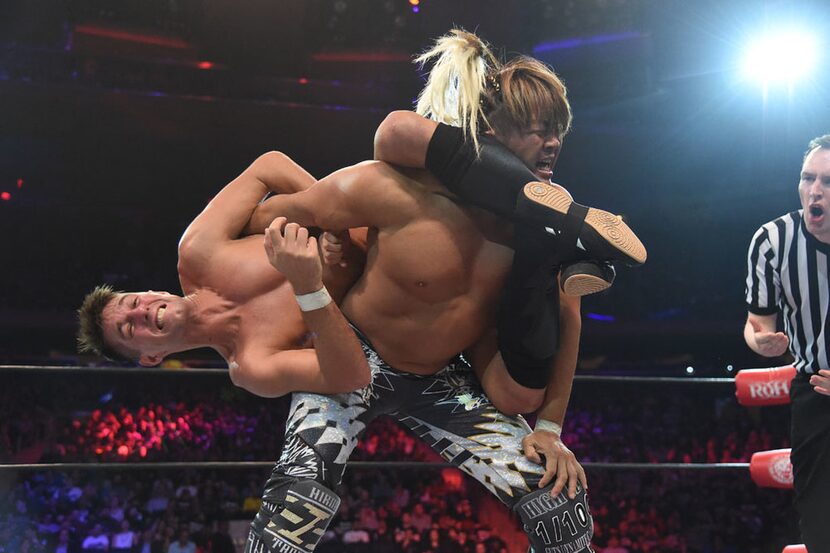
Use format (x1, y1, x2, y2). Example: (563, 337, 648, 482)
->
(243, 158, 595, 553)
(77, 152, 371, 398)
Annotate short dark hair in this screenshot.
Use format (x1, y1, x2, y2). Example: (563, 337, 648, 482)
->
(77, 285, 132, 363)
(805, 134, 830, 159)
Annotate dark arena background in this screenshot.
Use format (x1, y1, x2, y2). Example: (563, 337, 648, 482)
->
(1, 1, 829, 551)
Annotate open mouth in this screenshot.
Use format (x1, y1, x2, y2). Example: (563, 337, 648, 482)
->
(536, 159, 553, 172)
(535, 159, 554, 179)
(155, 304, 167, 330)
(810, 204, 825, 218)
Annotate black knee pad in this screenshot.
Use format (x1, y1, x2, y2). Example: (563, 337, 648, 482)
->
(498, 346, 555, 389)
(248, 478, 340, 553)
(426, 124, 535, 218)
(514, 484, 594, 553)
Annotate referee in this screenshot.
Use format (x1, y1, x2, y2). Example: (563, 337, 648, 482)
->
(745, 134, 830, 552)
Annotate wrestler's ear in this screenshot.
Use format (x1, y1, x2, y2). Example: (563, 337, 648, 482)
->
(139, 353, 164, 367)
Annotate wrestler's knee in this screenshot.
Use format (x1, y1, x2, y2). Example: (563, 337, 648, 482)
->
(484, 378, 544, 415)
(514, 483, 594, 552)
(476, 353, 546, 415)
(247, 475, 340, 553)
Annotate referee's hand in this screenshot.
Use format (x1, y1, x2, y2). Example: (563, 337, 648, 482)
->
(810, 369, 830, 396)
(749, 320, 789, 357)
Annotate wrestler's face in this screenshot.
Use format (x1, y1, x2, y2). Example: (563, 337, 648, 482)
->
(496, 120, 562, 182)
(101, 291, 188, 366)
(799, 147, 830, 244)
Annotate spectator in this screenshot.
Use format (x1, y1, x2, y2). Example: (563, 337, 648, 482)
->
(81, 524, 109, 551)
(166, 528, 195, 553)
(111, 520, 136, 553)
(206, 520, 234, 553)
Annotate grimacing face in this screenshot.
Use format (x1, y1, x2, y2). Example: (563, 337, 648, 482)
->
(100, 290, 187, 366)
(799, 147, 830, 244)
(495, 120, 562, 183)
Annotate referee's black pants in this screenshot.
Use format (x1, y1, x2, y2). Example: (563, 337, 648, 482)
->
(791, 376, 830, 553)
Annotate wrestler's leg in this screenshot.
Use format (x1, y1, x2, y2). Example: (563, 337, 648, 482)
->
(245, 391, 372, 553)
(426, 124, 644, 269)
(395, 361, 594, 552)
(499, 224, 561, 390)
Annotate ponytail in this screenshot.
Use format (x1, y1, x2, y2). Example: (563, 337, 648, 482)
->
(415, 29, 500, 153)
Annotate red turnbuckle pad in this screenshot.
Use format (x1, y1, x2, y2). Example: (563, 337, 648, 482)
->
(782, 545, 807, 553)
(750, 449, 793, 489)
(735, 366, 796, 406)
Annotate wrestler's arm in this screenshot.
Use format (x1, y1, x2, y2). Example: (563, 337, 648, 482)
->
(374, 110, 436, 167)
(744, 312, 789, 358)
(181, 151, 315, 254)
(522, 292, 586, 499)
(231, 219, 371, 398)
(244, 161, 407, 235)
(233, 346, 369, 398)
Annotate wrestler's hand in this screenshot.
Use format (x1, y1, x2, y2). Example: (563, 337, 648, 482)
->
(523, 431, 587, 500)
(810, 369, 830, 396)
(264, 217, 323, 294)
(749, 320, 789, 357)
(320, 230, 350, 267)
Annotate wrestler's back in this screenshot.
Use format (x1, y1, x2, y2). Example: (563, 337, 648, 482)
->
(341, 169, 513, 375)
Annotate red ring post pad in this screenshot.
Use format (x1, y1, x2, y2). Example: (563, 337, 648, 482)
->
(750, 449, 793, 489)
(782, 545, 807, 553)
(735, 366, 796, 406)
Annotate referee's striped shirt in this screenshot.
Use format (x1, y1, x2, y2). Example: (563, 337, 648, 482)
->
(746, 209, 830, 374)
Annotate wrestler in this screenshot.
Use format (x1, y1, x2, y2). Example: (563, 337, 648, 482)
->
(370, 30, 645, 412)
(78, 150, 592, 551)
(244, 159, 593, 552)
(77, 152, 371, 398)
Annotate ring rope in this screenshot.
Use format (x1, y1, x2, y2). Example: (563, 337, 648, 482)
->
(0, 365, 735, 384)
(0, 461, 750, 472)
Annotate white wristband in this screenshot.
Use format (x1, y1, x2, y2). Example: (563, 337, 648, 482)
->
(535, 418, 562, 436)
(295, 286, 332, 312)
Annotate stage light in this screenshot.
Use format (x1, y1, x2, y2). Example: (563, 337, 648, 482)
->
(685, 366, 695, 375)
(1, 192, 10, 201)
(741, 30, 818, 85)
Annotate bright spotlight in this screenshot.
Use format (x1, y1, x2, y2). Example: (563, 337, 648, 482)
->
(742, 31, 818, 85)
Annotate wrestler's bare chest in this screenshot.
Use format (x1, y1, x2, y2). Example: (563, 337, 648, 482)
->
(371, 200, 513, 304)
(182, 236, 309, 354)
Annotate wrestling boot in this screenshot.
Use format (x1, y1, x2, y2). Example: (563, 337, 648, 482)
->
(246, 478, 340, 553)
(518, 182, 647, 267)
(515, 483, 595, 553)
(560, 260, 616, 297)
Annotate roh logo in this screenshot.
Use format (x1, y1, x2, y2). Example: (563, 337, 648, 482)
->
(748, 380, 790, 399)
(769, 455, 793, 485)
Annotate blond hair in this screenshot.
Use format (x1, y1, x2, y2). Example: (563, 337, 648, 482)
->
(415, 29, 572, 152)
(77, 284, 130, 362)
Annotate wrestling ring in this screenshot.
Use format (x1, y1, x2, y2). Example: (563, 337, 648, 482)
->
(0, 365, 805, 552)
